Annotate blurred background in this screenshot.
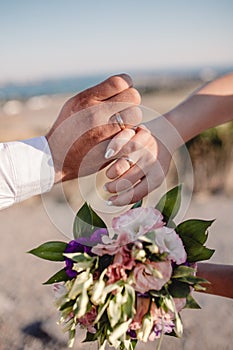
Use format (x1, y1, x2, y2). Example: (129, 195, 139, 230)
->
(0, 1, 232, 349)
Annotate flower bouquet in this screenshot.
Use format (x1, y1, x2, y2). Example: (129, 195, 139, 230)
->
(29, 185, 215, 350)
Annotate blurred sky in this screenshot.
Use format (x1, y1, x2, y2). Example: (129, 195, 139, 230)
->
(1, 0, 233, 83)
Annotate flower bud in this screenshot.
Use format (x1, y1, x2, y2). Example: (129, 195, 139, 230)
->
(137, 314, 154, 342)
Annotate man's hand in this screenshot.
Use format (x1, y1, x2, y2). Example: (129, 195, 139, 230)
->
(46, 74, 141, 183)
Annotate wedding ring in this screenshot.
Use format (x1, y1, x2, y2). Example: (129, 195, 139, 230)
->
(122, 156, 134, 166)
(115, 112, 125, 130)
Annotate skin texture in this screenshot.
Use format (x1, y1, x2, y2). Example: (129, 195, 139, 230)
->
(104, 72, 233, 205)
(46, 73, 141, 183)
(197, 263, 233, 299)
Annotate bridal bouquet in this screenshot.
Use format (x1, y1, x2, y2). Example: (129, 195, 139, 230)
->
(29, 186, 214, 350)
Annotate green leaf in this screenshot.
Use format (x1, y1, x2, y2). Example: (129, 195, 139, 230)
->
(176, 219, 215, 245)
(28, 241, 67, 261)
(172, 266, 196, 278)
(63, 252, 93, 263)
(155, 185, 182, 225)
(174, 311, 183, 338)
(68, 269, 92, 300)
(180, 237, 215, 262)
(109, 319, 132, 346)
(122, 285, 136, 319)
(131, 340, 138, 350)
(59, 300, 74, 311)
(73, 289, 89, 318)
(175, 219, 215, 262)
(176, 275, 210, 285)
(193, 283, 208, 292)
(108, 297, 122, 328)
(68, 329, 76, 348)
(131, 200, 142, 209)
(82, 331, 98, 343)
(185, 295, 201, 309)
(168, 280, 190, 298)
(43, 268, 70, 285)
(73, 202, 106, 239)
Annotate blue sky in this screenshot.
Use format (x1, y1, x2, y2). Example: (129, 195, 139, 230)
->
(1, 0, 233, 83)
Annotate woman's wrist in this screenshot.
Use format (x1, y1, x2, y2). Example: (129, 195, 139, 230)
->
(145, 114, 185, 156)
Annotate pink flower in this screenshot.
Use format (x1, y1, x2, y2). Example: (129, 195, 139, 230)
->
(133, 260, 172, 293)
(91, 207, 164, 257)
(106, 245, 136, 284)
(153, 227, 187, 264)
(78, 306, 97, 334)
(130, 297, 173, 331)
(148, 310, 174, 340)
(112, 208, 164, 241)
(91, 232, 131, 256)
(106, 263, 128, 284)
(113, 245, 135, 270)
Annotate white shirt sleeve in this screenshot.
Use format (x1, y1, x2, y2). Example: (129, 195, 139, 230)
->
(0, 136, 55, 210)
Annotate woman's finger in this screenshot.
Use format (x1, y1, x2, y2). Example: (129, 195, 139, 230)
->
(105, 146, 165, 194)
(104, 157, 134, 183)
(105, 162, 146, 193)
(116, 126, 154, 156)
(105, 125, 155, 162)
(107, 168, 165, 206)
(105, 128, 136, 159)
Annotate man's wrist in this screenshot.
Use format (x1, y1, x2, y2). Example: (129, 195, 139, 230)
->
(0, 136, 55, 208)
(45, 134, 64, 184)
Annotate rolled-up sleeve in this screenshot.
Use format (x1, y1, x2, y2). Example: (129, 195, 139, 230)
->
(0, 136, 55, 210)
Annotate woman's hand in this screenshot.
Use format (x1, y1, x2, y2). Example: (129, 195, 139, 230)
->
(104, 120, 174, 206)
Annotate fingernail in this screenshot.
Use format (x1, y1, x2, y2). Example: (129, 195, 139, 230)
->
(106, 200, 113, 206)
(105, 148, 115, 159)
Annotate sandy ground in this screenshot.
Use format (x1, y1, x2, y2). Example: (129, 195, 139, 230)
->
(0, 89, 232, 350)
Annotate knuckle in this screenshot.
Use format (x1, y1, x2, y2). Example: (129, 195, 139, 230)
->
(114, 162, 126, 176)
(117, 73, 133, 86)
(109, 74, 131, 90)
(106, 168, 116, 180)
(123, 142, 138, 154)
(128, 87, 141, 104)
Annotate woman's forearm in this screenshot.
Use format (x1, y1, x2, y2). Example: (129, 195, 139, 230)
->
(164, 72, 233, 145)
(197, 263, 233, 299)
(146, 73, 233, 152)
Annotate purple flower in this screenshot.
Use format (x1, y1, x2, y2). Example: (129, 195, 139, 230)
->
(64, 229, 108, 278)
(127, 329, 137, 339)
(91, 228, 108, 243)
(149, 319, 175, 341)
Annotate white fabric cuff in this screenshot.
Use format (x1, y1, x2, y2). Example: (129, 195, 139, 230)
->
(0, 136, 55, 209)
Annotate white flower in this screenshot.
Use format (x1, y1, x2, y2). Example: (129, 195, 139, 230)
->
(112, 207, 164, 241)
(153, 227, 187, 264)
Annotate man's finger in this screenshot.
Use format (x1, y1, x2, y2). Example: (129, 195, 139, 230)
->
(84, 73, 133, 101)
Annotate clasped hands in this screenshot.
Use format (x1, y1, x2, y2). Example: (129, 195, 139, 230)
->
(46, 73, 174, 206)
